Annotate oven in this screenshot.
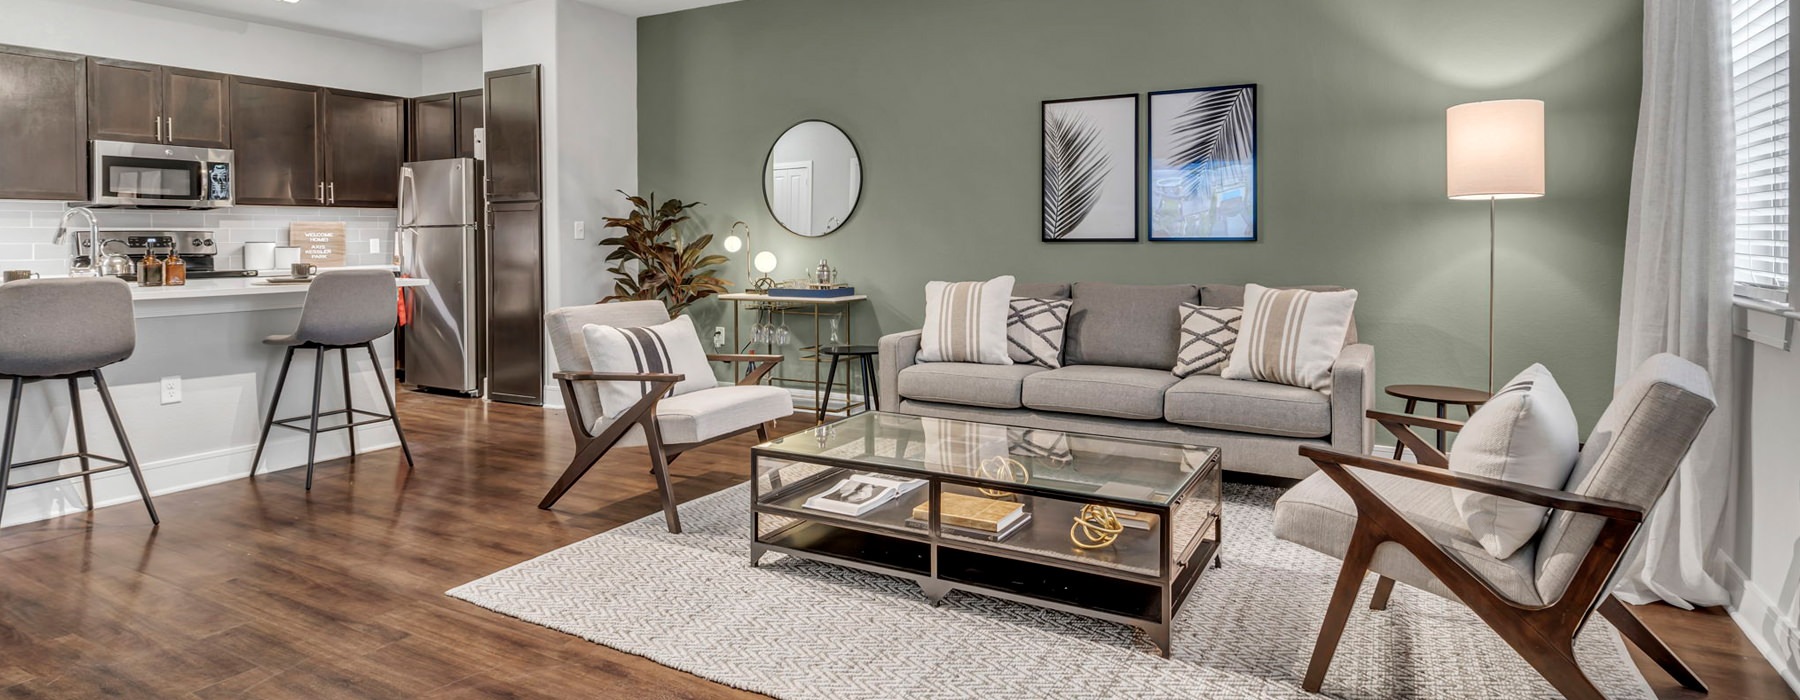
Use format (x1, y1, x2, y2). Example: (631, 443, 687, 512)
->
(89, 140, 234, 209)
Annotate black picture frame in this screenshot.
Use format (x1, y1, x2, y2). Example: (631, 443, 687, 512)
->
(1147, 84, 1258, 242)
(1042, 93, 1140, 242)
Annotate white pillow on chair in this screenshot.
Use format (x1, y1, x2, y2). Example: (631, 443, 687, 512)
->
(1449, 363, 1581, 559)
(581, 315, 716, 419)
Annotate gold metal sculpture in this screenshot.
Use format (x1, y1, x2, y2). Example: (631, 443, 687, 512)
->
(1071, 504, 1124, 550)
(975, 455, 1028, 498)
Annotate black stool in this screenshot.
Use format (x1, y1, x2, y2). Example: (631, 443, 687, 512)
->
(816, 345, 879, 423)
(0, 278, 159, 526)
(251, 270, 414, 490)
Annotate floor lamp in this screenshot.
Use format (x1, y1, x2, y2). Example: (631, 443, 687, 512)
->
(1447, 99, 1545, 392)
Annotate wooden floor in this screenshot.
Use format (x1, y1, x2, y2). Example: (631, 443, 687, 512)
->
(0, 393, 1789, 698)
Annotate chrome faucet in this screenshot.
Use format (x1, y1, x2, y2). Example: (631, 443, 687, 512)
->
(52, 206, 101, 277)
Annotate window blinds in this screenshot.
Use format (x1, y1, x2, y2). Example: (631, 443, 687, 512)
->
(1733, 0, 1792, 303)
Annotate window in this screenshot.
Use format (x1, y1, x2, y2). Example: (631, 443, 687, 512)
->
(1733, 0, 1793, 304)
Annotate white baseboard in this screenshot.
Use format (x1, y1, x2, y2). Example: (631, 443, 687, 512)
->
(1716, 555, 1800, 696)
(1373, 443, 1418, 462)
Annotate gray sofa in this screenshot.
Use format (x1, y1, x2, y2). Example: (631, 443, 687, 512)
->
(877, 282, 1374, 480)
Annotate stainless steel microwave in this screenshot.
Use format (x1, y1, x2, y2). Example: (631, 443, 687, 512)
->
(88, 140, 234, 209)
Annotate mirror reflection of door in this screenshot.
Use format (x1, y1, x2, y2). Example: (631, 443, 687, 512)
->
(771, 161, 813, 236)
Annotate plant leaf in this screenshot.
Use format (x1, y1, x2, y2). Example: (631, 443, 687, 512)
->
(1042, 109, 1111, 239)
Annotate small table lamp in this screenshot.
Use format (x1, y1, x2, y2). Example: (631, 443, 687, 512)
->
(753, 251, 779, 293)
(723, 221, 753, 291)
(1447, 98, 1545, 391)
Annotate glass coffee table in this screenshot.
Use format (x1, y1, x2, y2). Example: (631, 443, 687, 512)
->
(749, 412, 1222, 656)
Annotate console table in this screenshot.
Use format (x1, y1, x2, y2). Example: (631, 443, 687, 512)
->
(718, 292, 869, 421)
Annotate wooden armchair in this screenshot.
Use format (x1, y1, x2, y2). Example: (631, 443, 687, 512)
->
(1273, 353, 1716, 699)
(539, 301, 792, 533)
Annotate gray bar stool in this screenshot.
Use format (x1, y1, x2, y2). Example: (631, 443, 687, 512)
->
(250, 270, 413, 489)
(0, 278, 158, 525)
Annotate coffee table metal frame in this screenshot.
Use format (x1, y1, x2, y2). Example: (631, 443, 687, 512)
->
(748, 413, 1222, 657)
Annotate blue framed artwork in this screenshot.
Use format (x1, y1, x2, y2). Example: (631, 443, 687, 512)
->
(1148, 84, 1257, 241)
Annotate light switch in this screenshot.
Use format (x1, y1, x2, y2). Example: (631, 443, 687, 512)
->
(368, 238, 382, 254)
(573, 221, 586, 240)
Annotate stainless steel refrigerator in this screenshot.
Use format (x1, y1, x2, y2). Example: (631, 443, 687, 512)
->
(397, 158, 483, 395)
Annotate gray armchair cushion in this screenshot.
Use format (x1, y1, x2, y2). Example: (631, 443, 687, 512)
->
(1063, 282, 1198, 370)
(897, 362, 1047, 409)
(1200, 283, 1359, 344)
(1013, 282, 1071, 299)
(1022, 365, 1180, 420)
(1275, 470, 1545, 606)
(1164, 375, 1331, 438)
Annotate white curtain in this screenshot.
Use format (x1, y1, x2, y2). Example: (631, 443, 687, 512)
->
(1612, 0, 1735, 608)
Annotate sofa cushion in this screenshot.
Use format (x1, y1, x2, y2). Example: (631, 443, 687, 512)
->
(1164, 375, 1332, 438)
(1063, 282, 1199, 370)
(1274, 470, 1544, 606)
(1200, 283, 1359, 344)
(1014, 282, 1071, 299)
(897, 362, 1047, 409)
(1022, 365, 1179, 420)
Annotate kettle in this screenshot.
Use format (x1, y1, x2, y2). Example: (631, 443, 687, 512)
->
(98, 239, 136, 278)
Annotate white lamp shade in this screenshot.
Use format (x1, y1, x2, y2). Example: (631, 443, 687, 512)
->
(723, 235, 743, 253)
(753, 251, 779, 274)
(1446, 99, 1545, 200)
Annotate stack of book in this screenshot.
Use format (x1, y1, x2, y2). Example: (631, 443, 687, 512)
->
(906, 492, 1032, 541)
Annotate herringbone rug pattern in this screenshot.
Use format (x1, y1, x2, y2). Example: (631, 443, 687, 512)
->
(449, 483, 1652, 699)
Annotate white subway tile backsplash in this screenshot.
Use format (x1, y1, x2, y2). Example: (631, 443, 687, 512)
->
(0, 200, 396, 274)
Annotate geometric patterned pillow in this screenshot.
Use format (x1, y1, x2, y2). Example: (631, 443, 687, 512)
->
(1173, 304, 1241, 378)
(1007, 297, 1073, 368)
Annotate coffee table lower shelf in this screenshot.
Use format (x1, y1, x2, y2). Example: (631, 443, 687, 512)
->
(750, 518, 1220, 657)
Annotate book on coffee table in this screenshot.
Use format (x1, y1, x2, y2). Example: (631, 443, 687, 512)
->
(908, 492, 1029, 533)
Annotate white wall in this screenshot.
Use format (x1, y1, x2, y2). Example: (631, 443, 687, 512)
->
(0, 0, 422, 96)
(483, 0, 635, 406)
(1724, 314, 1800, 693)
(421, 43, 484, 95)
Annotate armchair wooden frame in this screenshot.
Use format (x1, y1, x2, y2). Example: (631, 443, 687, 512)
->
(1297, 410, 1707, 699)
(537, 354, 783, 534)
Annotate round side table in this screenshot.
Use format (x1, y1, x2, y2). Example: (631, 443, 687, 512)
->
(817, 345, 880, 423)
(1383, 384, 1492, 458)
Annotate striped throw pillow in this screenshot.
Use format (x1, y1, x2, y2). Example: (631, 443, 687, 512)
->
(580, 315, 717, 419)
(1173, 304, 1241, 377)
(1222, 284, 1358, 391)
(919, 275, 1015, 365)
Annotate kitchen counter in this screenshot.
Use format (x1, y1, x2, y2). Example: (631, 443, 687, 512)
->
(2, 272, 430, 528)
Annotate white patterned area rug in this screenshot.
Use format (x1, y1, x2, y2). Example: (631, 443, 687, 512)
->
(448, 483, 1654, 699)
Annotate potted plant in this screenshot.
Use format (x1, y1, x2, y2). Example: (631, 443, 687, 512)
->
(598, 191, 731, 317)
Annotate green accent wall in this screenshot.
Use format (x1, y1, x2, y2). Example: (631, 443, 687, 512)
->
(638, 0, 1643, 427)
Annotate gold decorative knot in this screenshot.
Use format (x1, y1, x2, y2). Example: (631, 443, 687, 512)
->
(1071, 504, 1123, 550)
(975, 455, 1028, 498)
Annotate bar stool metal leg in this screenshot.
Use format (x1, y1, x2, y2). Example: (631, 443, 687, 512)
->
(305, 347, 325, 490)
(92, 370, 158, 525)
(817, 354, 843, 424)
(339, 347, 357, 457)
(0, 379, 21, 527)
(68, 376, 94, 509)
(251, 347, 297, 476)
(365, 343, 413, 468)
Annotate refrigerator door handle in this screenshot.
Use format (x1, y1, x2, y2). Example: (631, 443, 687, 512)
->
(399, 166, 419, 226)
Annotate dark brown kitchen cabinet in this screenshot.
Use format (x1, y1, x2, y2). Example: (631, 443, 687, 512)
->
(484, 66, 541, 202)
(323, 89, 404, 207)
(409, 92, 457, 162)
(0, 45, 87, 200)
(230, 76, 324, 206)
(89, 59, 230, 148)
(485, 200, 544, 406)
(455, 90, 483, 158)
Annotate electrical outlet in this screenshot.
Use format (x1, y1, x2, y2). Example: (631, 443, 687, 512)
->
(160, 376, 181, 405)
(573, 221, 586, 240)
(368, 238, 381, 254)
(712, 327, 726, 348)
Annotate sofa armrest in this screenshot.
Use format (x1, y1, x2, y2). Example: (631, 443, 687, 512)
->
(878, 330, 923, 412)
(1329, 343, 1375, 455)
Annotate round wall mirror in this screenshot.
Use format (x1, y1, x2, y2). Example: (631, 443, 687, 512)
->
(763, 120, 862, 237)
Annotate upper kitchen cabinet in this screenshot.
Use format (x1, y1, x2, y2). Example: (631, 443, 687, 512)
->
(484, 66, 540, 202)
(0, 45, 87, 200)
(89, 59, 230, 149)
(455, 89, 482, 158)
(323, 89, 404, 207)
(230, 76, 324, 206)
(409, 92, 458, 162)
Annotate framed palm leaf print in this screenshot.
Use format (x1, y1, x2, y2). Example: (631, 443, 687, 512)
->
(1042, 94, 1138, 242)
(1149, 84, 1257, 241)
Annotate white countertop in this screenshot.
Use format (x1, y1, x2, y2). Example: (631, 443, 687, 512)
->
(130, 275, 428, 301)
